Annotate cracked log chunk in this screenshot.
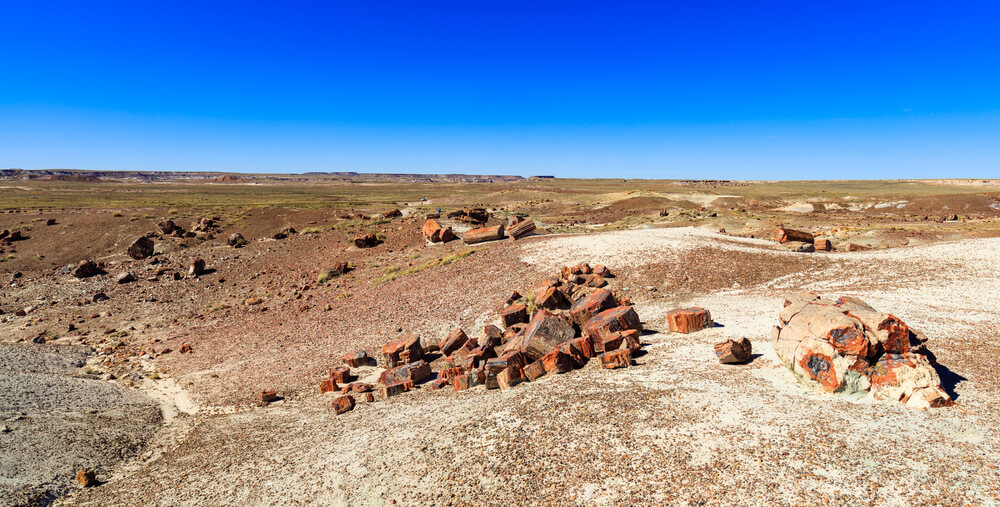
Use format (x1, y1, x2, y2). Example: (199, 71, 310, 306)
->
(583, 306, 642, 342)
(569, 288, 617, 327)
(76, 470, 97, 487)
(71, 260, 101, 279)
(354, 233, 379, 248)
(381, 334, 423, 368)
(507, 310, 576, 362)
(379, 360, 431, 385)
(598, 329, 639, 353)
(188, 258, 206, 277)
(497, 365, 525, 390)
(558, 338, 592, 368)
(523, 360, 547, 381)
(535, 286, 570, 310)
(342, 351, 370, 367)
(440, 328, 470, 357)
(259, 391, 278, 404)
(422, 219, 455, 243)
(501, 304, 529, 328)
(329, 366, 351, 384)
(158, 220, 180, 235)
(599, 349, 631, 369)
(439, 367, 466, 380)
(462, 225, 505, 244)
(380, 381, 412, 398)
(541, 349, 576, 373)
(482, 325, 504, 349)
(814, 238, 833, 251)
(508, 219, 536, 240)
(333, 395, 356, 414)
(446, 340, 480, 369)
(320, 379, 339, 393)
(127, 236, 154, 259)
(666, 307, 713, 333)
(485, 359, 507, 389)
(714, 338, 752, 364)
(592, 264, 612, 277)
(773, 227, 815, 243)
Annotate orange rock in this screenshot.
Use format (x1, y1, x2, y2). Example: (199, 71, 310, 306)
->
(332, 395, 356, 414)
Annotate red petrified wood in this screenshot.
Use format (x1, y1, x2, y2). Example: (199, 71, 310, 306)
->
(773, 228, 815, 244)
(599, 349, 631, 369)
(501, 304, 529, 327)
(714, 338, 752, 364)
(666, 307, 713, 333)
(333, 395, 356, 414)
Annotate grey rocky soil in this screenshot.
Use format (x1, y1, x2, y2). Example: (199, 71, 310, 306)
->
(0, 343, 161, 507)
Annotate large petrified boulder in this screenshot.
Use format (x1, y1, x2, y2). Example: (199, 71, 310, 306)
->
(772, 293, 951, 409)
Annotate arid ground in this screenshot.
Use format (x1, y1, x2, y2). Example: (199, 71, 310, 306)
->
(2, 174, 1000, 505)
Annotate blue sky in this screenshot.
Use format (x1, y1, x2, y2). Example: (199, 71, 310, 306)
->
(2, 1, 999, 178)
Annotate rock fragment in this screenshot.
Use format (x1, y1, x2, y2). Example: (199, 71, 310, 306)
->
(126, 236, 155, 259)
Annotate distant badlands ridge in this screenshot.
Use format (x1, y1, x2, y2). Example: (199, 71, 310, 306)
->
(2, 169, 996, 186)
(0, 168, 532, 183)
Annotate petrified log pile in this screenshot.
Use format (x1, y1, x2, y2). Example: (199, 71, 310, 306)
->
(773, 293, 952, 409)
(321, 263, 643, 413)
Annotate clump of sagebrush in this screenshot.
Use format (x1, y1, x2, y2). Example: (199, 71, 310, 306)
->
(372, 248, 477, 285)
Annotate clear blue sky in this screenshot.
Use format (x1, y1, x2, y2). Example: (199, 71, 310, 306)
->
(2, 1, 999, 178)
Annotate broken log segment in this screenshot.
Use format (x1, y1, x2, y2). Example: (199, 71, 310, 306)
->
(508, 219, 536, 240)
(462, 225, 505, 244)
(773, 228, 815, 244)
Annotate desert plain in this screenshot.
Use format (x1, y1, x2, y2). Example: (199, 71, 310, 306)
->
(2, 171, 1000, 505)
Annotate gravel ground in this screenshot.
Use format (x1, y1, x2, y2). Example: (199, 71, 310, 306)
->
(0, 343, 161, 507)
(57, 228, 1000, 505)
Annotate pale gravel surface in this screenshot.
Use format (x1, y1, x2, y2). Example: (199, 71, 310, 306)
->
(0, 344, 161, 507)
(63, 228, 1000, 505)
